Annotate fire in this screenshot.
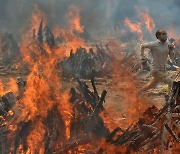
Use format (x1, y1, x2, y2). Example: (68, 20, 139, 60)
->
(16, 3, 76, 152)
(101, 57, 152, 131)
(7, 78, 19, 96)
(0, 78, 18, 96)
(124, 8, 156, 41)
(0, 80, 4, 95)
(57, 90, 73, 140)
(3, 2, 178, 153)
(53, 5, 89, 56)
(27, 120, 46, 153)
(139, 10, 155, 33)
(67, 5, 84, 34)
(14, 62, 22, 70)
(124, 18, 144, 41)
(20, 3, 47, 44)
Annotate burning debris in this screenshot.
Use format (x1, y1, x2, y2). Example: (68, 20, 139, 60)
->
(106, 81, 180, 153)
(0, 78, 110, 153)
(0, 78, 179, 153)
(0, 2, 179, 154)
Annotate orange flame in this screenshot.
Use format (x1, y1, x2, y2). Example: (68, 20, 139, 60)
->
(124, 17, 144, 41)
(0, 78, 18, 96)
(20, 3, 47, 44)
(57, 90, 73, 139)
(124, 8, 156, 41)
(67, 5, 84, 33)
(17, 3, 76, 152)
(138, 10, 155, 33)
(101, 57, 152, 131)
(27, 120, 46, 153)
(53, 5, 89, 56)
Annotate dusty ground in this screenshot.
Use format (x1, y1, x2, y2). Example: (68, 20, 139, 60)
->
(62, 75, 167, 111)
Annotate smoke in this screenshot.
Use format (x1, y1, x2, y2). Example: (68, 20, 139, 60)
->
(0, 0, 179, 40)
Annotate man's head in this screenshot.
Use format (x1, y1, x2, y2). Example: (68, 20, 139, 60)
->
(156, 28, 168, 42)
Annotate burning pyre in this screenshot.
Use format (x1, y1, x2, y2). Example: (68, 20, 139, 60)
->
(0, 3, 179, 154)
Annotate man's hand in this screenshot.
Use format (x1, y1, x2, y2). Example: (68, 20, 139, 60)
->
(141, 59, 146, 66)
(168, 44, 175, 50)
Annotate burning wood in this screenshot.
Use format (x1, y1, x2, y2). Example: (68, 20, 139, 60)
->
(105, 81, 180, 153)
(0, 78, 179, 153)
(0, 4, 179, 153)
(0, 78, 110, 153)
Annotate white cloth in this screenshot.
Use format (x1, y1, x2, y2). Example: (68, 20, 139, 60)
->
(140, 40, 174, 72)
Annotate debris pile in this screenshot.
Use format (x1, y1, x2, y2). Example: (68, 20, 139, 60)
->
(60, 45, 113, 79)
(0, 78, 179, 153)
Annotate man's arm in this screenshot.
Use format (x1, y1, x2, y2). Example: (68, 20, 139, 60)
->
(168, 44, 175, 61)
(140, 42, 155, 59)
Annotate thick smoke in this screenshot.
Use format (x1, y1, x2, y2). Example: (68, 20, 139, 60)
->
(0, 0, 179, 41)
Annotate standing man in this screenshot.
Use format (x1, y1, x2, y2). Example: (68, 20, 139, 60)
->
(139, 28, 175, 95)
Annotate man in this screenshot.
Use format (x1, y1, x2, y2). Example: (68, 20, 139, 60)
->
(139, 28, 175, 95)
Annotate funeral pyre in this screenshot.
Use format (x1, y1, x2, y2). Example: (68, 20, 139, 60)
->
(0, 4, 180, 154)
(0, 77, 179, 153)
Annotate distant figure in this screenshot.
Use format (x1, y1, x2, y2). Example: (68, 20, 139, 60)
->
(139, 28, 175, 95)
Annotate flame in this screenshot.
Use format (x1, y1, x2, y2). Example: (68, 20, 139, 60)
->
(57, 91, 73, 140)
(139, 10, 155, 33)
(0, 80, 4, 95)
(124, 8, 156, 41)
(0, 78, 18, 96)
(27, 120, 46, 152)
(53, 5, 89, 56)
(101, 57, 152, 132)
(20, 3, 47, 44)
(67, 5, 84, 33)
(17, 3, 76, 152)
(124, 18, 144, 41)
(14, 62, 22, 70)
(112, 61, 151, 125)
(2, 2, 172, 153)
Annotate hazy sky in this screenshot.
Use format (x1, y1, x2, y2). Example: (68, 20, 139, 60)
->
(0, 0, 179, 40)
